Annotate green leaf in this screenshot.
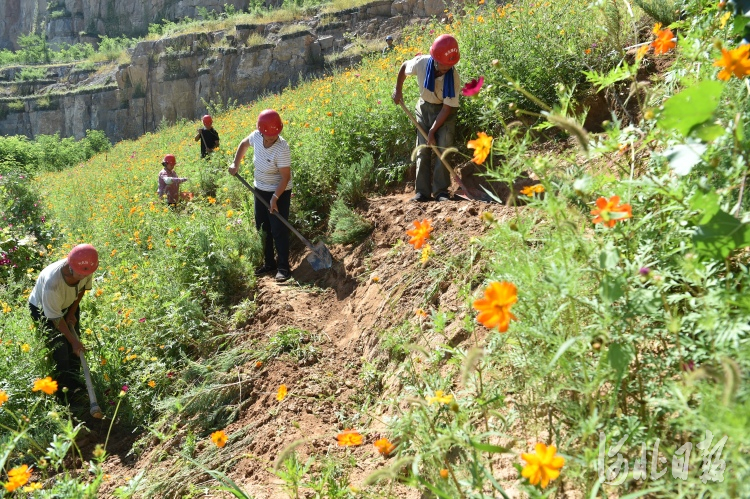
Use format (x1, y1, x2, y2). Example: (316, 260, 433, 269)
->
(689, 189, 721, 224)
(657, 81, 724, 137)
(691, 122, 726, 143)
(600, 276, 625, 304)
(549, 337, 579, 369)
(608, 343, 632, 380)
(733, 15, 750, 36)
(693, 209, 750, 260)
(599, 243, 619, 270)
(469, 440, 511, 454)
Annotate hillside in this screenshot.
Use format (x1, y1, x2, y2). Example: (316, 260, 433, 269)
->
(86, 193, 529, 498)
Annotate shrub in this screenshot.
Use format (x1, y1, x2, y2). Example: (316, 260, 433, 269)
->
(327, 198, 372, 244)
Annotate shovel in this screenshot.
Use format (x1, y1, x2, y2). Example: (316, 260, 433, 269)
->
(70, 325, 104, 419)
(234, 173, 333, 271)
(398, 101, 492, 202)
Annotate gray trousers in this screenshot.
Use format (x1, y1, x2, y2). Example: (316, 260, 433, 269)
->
(414, 99, 456, 197)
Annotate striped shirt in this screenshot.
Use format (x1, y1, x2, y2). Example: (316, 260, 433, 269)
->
(247, 130, 293, 192)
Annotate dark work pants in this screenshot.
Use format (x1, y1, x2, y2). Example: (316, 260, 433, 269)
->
(29, 303, 83, 395)
(254, 189, 291, 272)
(414, 99, 456, 197)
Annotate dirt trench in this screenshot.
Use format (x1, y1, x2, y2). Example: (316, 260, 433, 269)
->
(89, 191, 537, 498)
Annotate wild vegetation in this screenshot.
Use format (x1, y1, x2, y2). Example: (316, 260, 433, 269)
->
(1, 0, 750, 497)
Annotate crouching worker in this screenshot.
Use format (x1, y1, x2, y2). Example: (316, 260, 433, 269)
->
(28, 244, 98, 397)
(157, 154, 189, 207)
(228, 109, 293, 282)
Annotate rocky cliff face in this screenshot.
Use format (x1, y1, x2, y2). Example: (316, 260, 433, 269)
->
(0, 0, 448, 142)
(1, 0, 255, 50)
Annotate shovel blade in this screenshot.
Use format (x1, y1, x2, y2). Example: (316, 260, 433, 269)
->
(306, 241, 333, 271)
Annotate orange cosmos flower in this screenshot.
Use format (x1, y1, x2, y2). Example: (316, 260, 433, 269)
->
(591, 195, 632, 228)
(651, 27, 676, 55)
(210, 430, 228, 448)
(473, 281, 518, 332)
(337, 429, 364, 447)
(520, 184, 545, 196)
(521, 443, 565, 489)
(4, 465, 31, 492)
(439, 468, 450, 479)
(0, 390, 7, 407)
(374, 438, 396, 456)
(276, 384, 288, 402)
(32, 377, 58, 395)
(467, 132, 493, 164)
(406, 219, 433, 249)
(714, 45, 750, 80)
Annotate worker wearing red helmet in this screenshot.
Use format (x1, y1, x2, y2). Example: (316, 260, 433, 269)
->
(228, 109, 293, 282)
(157, 154, 189, 207)
(195, 115, 220, 158)
(392, 34, 461, 203)
(28, 244, 99, 394)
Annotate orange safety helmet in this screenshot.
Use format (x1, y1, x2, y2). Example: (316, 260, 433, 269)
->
(162, 154, 177, 166)
(68, 244, 99, 276)
(202, 115, 213, 127)
(257, 109, 283, 136)
(430, 34, 460, 66)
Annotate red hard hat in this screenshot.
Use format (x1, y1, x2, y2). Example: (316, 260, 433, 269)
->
(162, 154, 176, 166)
(430, 34, 460, 66)
(202, 115, 213, 127)
(68, 244, 99, 276)
(257, 109, 283, 136)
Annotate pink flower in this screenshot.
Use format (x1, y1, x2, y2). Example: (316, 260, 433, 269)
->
(139, 317, 146, 323)
(462, 77, 484, 97)
(121, 384, 129, 392)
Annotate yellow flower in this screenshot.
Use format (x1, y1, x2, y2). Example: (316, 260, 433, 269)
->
(276, 384, 288, 402)
(420, 243, 432, 264)
(714, 45, 750, 81)
(226, 210, 235, 218)
(337, 429, 364, 447)
(4, 464, 31, 492)
(148, 380, 156, 388)
(636, 44, 649, 61)
(427, 390, 453, 405)
(0, 390, 8, 407)
(22, 482, 43, 492)
(521, 443, 565, 489)
(208, 196, 216, 204)
(467, 132, 493, 165)
(21, 343, 30, 353)
(210, 430, 228, 448)
(32, 376, 58, 395)
(473, 281, 518, 332)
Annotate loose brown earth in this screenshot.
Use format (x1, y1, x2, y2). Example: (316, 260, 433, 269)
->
(80, 180, 554, 498)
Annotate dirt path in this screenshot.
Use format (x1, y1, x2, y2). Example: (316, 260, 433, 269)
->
(91, 192, 529, 497)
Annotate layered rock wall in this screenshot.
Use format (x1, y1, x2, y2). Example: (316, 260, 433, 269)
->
(0, 0, 450, 141)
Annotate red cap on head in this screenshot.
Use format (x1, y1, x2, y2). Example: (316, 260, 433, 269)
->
(257, 109, 283, 136)
(202, 115, 213, 127)
(162, 154, 176, 166)
(430, 34, 460, 66)
(68, 244, 99, 276)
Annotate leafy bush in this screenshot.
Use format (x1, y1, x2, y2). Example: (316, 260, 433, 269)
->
(336, 153, 375, 206)
(15, 67, 47, 81)
(327, 198, 373, 245)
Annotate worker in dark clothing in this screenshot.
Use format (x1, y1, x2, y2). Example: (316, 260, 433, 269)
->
(195, 115, 220, 158)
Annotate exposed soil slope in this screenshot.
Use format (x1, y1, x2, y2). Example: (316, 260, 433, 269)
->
(86, 189, 539, 498)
